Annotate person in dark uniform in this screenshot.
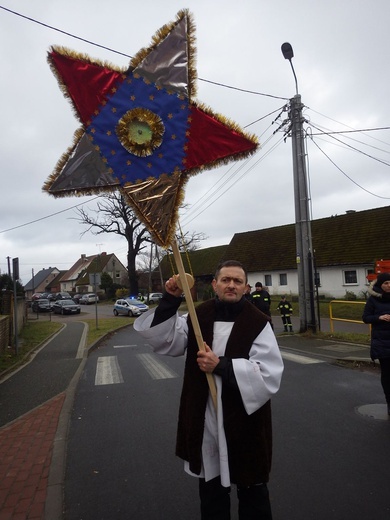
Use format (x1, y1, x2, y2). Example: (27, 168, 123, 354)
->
(276, 296, 293, 332)
(251, 282, 271, 318)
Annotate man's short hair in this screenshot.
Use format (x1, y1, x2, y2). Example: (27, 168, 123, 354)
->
(214, 260, 248, 283)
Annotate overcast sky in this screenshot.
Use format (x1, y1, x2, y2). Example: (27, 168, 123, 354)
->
(1, 0, 390, 285)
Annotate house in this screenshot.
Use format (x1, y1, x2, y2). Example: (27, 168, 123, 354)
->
(154, 206, 390, 300)
(24, 267, 62, 300)
(223, 206, 390, 299)
(58, 252, 128, 294)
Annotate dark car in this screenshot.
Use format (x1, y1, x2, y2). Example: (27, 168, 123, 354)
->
(72, 293, 83, 303)
(55, 292, 72, 300)
(31, 299, 51, 312)
(52, 299, 81, 315)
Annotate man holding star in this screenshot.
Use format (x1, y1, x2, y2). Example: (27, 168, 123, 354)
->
(134, 260, 284, 519)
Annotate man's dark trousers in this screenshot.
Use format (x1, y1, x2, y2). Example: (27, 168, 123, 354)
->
(199, 476, 273, 519)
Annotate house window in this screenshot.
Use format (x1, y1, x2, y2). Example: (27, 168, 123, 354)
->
(366, 269, 374, 284)
(344, 270, 357, 284)
(264, 274, 272, 287)
(279, 273, 287, 286)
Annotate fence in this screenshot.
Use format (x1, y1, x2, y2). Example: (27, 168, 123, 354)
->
(328, 300, 369, 333)
(0, 293, 26, 354)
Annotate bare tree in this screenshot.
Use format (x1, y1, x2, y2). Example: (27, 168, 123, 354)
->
(76, 193, 150, 295)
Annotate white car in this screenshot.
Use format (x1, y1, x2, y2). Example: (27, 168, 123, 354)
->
(147, 292, 163, 304)
(113, 299, 142, 317)
(80, 293, 99, 304)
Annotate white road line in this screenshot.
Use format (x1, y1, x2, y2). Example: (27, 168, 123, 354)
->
(95, 356, 124, 385)
(76, 323, 88, 359)
(136, 353, 178, 380)
(113, 345, 137, 348)
(281, 351, 324, 364)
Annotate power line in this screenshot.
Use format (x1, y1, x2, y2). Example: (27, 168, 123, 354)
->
(0, 5, 289, 101)
(308, 135, 390, 200)
(309, 122, 390, 168)
(0, 197, 100, 234)
(309, 126, 390, 136)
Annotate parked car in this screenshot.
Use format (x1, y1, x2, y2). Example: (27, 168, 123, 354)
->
(31, 293, 43, 301)
(113, 299, 142, 317)
(72, 293, 83, 303)
(52, 299, 81, 315)
(80, 293, 99, 305)
(31, 299, 51, 312)
(126, 298, 149, 313)
(55, 292, 72, 300)
(147, 292, 163, 304)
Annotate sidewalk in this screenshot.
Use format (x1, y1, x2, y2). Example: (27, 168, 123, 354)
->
(0, 322, 87, 520)
(0, 325, 372, 520)
(0, 394, 66, 520)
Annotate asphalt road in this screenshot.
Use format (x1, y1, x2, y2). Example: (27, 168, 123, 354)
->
(64, 325, 390, 520)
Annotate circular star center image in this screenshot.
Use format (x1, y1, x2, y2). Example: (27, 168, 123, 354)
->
(116, 108, 165, 157)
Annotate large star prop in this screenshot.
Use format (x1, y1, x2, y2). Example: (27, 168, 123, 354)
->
(43, 10, 258, 246)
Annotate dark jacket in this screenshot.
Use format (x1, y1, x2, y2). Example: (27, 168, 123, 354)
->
(175, 298, 273, 487)
(362, 282, 390, 360)
(276, 299, 293, 316)
(250, 289, 271, 316)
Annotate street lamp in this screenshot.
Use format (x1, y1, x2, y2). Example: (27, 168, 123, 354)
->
(281, 42, 317, 333)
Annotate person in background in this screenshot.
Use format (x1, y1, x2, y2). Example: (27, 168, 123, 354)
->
(251, 282, 272, 319)
(244, 283, 252, 300)
(362, 272, 390, 416)
(134, 260, 284, 519)
(276, 296, 294, 332)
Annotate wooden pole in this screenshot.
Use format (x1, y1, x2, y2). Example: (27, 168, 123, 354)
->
(171, 239, 217, 410)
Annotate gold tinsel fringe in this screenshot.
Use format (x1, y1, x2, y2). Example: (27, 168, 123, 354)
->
(47, 46, 127, 125)
(130, 9, 197, 99)
(194, 100, 259, 148)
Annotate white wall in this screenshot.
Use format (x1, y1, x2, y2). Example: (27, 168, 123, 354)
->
(249, 264, 372, 300)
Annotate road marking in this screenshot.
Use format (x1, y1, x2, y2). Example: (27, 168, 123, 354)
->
(95, 356, 124, 385)
(281, 351, 324, 364)
(76, 323, 88, 359)
(136, 353, 178, 380)
(113, 345, 137, 348)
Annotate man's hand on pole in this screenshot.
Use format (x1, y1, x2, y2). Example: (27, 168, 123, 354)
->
(197, 343, 220, 373)
(165, 275, 183, 298)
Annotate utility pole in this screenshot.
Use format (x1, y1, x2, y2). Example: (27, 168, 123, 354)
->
(282, 43, 317, 333)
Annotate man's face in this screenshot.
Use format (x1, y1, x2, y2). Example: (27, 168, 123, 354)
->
(212, 266, 247, 303)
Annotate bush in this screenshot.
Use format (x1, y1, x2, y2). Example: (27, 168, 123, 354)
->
(115, 288, 129, 299)
(344, 290, 357, 301)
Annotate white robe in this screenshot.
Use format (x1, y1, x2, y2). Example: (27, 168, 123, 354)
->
(134, 309, 284, 487)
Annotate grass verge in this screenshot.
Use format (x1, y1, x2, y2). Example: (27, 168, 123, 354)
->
(82, 317, 136, 347)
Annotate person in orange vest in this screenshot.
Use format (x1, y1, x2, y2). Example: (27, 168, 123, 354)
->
(276, 296, 293, 332)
